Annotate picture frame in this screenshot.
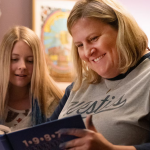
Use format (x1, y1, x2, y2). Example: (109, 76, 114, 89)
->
(32, 0, 76, 82)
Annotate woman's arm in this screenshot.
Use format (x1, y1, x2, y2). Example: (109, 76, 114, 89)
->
(48, 83, 74, 121)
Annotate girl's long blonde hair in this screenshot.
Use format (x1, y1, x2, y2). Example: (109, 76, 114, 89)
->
(0, 26, 63, 119)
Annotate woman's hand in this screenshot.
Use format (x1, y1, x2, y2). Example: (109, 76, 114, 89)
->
(57, 115, 136, 150)
(57, 115, 114, 150)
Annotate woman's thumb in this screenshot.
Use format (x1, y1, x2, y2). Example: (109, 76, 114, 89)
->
(85, 115, 97, 132)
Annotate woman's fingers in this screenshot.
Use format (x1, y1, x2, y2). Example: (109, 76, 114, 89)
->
(57, 115, 101, 150)
(57, 115, 115, 150)
(57, 115, 97, 137)
(59, 138, 84, 149)
(57, 128, 89, 138)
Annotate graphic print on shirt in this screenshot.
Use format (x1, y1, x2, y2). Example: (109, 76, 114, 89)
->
(64, 95, 126, 118)
(5, 109, 30, 126)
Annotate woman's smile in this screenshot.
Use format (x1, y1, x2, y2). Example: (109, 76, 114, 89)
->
(71, 17, 120, 78)
(93, 53, 106, 62)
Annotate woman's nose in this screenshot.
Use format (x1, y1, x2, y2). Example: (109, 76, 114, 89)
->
(84, 47, 96, 57)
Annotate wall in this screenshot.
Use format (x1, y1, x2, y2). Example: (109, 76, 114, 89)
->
(0, 0, 149, 90)
(0, 0, 32, 41)
(0, 0, 149, 45)
(0, 0, 150, 42)
(119, 0, 150, 47)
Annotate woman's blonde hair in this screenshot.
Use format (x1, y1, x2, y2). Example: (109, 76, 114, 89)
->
(0, 26, 63, 119)
(67, 0, 148, 91)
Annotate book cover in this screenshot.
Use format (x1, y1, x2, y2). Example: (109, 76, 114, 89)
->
(0, 134, 12, 150)
(0, 115, 85, 150)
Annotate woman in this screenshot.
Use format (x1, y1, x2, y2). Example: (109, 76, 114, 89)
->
(0, 26, 63, 132)
(50, 0, 150, 149)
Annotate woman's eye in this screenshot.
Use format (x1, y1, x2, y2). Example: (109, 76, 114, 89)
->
(90, 36, 98, 42)
(77, 44, 83, 48)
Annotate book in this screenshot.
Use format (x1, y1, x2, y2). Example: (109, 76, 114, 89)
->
(0, 115, 85, 150)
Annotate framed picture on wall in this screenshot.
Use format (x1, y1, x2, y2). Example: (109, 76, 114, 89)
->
(32, 0, 76, 82)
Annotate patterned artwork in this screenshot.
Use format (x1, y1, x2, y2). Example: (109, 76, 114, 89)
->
(33, 1, 76, 82)
(41, 7, 72, 81)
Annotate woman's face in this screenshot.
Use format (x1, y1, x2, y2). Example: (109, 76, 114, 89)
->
(71, 18, 120, 79)
(9, 40, 33, 88)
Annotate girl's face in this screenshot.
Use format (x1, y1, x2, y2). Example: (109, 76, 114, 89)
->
(9, 40, 33, 88)
(71, 18, 120, 79)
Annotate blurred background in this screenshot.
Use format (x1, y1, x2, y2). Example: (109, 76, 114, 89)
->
(0, 0, 150, 90)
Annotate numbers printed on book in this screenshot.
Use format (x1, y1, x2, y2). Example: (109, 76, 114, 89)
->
(22, 133, 56, 147)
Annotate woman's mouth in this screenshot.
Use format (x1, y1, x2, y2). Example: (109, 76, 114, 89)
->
(93, 54, 106, 62)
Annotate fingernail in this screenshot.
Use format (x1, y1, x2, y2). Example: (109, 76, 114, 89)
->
(57, 129, 68, 134)
(59, 143, 65, 149)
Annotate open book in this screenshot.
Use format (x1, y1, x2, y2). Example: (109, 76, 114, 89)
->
(0, 115, 85, 150)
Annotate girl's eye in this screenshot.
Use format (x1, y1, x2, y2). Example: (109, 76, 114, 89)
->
(11, 59, 18, 62)
(27, 57, 34, 63)
(27, 60, 33, 63)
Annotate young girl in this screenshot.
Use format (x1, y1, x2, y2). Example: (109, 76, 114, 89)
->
(0, 26, 63, 132)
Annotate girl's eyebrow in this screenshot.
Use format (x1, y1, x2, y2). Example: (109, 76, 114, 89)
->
(11, 54, 33, 57)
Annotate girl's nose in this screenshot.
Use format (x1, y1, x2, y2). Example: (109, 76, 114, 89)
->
(18, 60, 26, 70)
